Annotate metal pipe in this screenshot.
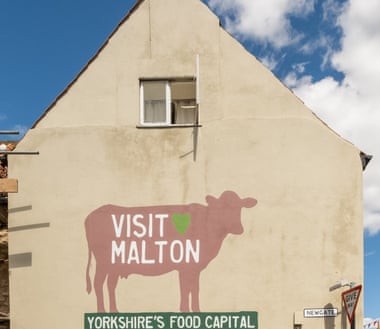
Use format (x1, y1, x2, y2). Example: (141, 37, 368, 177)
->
(0, 131, 19, 135)
(0, 151, 39, 155)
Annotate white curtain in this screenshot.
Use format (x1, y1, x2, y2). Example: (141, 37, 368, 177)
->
(144, 100, 166, 123)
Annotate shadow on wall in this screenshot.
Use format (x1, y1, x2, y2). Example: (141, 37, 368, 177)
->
(8, 204, 50, 269)
(324, 303, 336, 329)
(340, 300, 349, 329)
(8, 221, 50, 269)
(9, 253, 32, 269)
(179, 126, 200, 161)
(323, 302, 352, 329)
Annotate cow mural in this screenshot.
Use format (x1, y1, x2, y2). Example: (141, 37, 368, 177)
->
(85, 191, 257, 313)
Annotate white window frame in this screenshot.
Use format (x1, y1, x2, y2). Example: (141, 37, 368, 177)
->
(139, 78, 198, 127)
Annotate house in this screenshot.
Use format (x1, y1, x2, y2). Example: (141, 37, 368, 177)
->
(8, 0, 366, 328)
(0, 141, 17, 329)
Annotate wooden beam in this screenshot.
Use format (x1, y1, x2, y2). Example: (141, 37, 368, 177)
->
(0, 178, 18, 193)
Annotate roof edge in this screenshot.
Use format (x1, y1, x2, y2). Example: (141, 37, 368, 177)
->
(29, 0, 371, 173)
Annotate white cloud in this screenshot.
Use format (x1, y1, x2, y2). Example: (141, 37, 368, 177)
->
(287, 0, 380, 235)
(322, 0, 346, 24)
(259, 54, 279, 71)
(332, 0, 380, 96)
(208, 0, 316, 48)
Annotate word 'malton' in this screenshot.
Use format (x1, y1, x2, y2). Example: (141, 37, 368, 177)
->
(111, 213, 200, 265)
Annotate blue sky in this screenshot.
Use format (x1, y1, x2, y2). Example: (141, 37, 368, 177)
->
(1, 0, 379, 322)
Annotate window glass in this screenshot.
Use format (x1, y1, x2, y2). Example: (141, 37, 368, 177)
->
(143, 81, 167, 123)
(171, 81, 197, 124)
(140, 79, 197, 125)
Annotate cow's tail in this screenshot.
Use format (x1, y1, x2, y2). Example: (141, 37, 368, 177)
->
(86, 245, 92, 294)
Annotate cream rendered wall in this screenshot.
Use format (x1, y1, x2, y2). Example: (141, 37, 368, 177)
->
(9, 0, 363, 329)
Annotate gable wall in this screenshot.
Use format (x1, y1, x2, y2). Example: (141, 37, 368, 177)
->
(8, 1, 363, 329)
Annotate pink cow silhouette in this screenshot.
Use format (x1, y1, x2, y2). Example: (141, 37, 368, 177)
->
(85, 191, 257, 312)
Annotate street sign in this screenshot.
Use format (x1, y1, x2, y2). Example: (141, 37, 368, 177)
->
(304, 308, 338, 318)
(342, 284, 362, 324)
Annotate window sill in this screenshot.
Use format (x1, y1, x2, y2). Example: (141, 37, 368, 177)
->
(136, 124, 202, 129)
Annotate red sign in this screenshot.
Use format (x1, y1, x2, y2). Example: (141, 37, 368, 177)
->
(342, 285, 362, 323)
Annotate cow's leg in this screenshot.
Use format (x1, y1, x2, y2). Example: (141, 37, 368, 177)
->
(179, 271, 201, 312)
(107, 272, 119, 313)
(178, 271, 191, 312)
(190, 273, 200, 312)
(94, 266, 107, 312)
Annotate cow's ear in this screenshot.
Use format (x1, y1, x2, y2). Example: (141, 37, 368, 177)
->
(206, 195, 217, 205)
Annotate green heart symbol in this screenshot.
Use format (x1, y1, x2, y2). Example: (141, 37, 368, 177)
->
(172, 213, 191, 235)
